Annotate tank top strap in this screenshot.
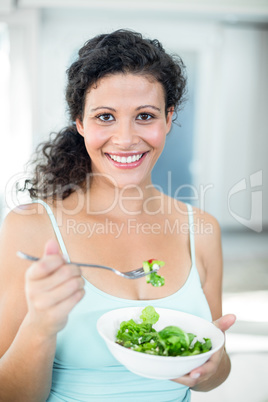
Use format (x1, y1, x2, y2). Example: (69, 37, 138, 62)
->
(32, 199, 71, 262)
(185, 203, 196, 266)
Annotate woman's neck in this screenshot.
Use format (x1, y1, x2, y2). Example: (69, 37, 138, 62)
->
(83, 179, 164, 218)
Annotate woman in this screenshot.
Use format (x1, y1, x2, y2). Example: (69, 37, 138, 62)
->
(0, 29, 235, 401)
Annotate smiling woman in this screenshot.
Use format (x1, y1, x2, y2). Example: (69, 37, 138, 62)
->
(19, 30, 186, 200)
(0, 29, 235, 402)
(75, 73, 173, 188)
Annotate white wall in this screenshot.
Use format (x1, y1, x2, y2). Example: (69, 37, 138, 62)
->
(192, 25, 268, 231)
(0, 9, 39, 216)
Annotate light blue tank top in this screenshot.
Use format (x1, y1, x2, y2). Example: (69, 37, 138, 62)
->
(33, 200, 212, 402)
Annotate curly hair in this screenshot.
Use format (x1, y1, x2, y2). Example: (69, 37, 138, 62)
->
(21, 29, 187, 200)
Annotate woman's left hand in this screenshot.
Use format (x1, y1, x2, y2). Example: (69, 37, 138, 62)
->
(172, 314, 236, 389)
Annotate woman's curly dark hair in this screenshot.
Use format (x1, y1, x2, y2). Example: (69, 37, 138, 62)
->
(21, 29, 187, 200)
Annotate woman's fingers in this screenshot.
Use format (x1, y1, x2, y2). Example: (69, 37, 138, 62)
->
(33, 275, 85, 310)
(172, 314, 236, 387)
(29, 263, 82, 292)
(172, 349, 223, 387)
(25, 239, 63, 281)
(24, 239, 85, 337)
(44, 286, 85, 328)
(43, 239, 60, 256)
(213, 314, 236, 332)
(188, 348, 223, 383)
(26, 254, 66, 281)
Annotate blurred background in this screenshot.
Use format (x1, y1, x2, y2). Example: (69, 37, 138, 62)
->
(0, 0, 267, 400)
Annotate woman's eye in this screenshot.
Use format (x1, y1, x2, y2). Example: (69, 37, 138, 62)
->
(137, 113, 153, 121)
(97, 113, 114, 122)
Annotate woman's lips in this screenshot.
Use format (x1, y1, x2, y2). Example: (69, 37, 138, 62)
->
(105, 152, 148, 168)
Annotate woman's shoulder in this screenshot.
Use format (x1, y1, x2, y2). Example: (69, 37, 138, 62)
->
(4, 201, 50, 228)
(164, 197, 222, 256)
(168, 200, 223, 296)
(163, 196, 221, 228)
(1, 200, 56, 257)
(183, 203, 222, 277)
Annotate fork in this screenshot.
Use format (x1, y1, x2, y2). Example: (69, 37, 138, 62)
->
(17, 251, 160, 279)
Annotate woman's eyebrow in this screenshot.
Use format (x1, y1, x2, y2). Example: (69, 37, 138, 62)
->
(90, 106, 116, 112)
(136, 105, 161, 112)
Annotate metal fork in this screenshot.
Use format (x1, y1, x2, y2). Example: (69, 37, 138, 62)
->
(17, 251, 160, 279)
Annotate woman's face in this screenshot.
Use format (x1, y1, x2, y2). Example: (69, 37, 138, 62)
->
(76, 73, 173, 189)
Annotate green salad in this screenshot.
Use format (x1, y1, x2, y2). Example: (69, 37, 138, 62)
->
(116, 306, 212, 356)
(143, 259, 165, 287)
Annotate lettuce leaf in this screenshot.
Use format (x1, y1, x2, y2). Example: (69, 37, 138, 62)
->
(116, 306, 212, 357)
(140, 306, 160, 324)
(143, 259, 165, 287)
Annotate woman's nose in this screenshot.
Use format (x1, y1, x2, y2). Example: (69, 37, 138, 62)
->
(112, 120, 139, 148)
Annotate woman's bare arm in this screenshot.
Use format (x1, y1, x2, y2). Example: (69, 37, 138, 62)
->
(0, 207, 84, 401)
(173, 210, 236, 391)
(190, 212, 235, 391)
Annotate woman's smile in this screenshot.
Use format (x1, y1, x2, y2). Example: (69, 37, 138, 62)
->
(105, 151, 148, 169)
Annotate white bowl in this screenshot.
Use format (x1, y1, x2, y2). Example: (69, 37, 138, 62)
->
(97, 306, 224, 380)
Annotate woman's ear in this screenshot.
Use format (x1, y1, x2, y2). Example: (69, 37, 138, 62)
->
(166, 107, 174, 133)
(75, 118, 84, 137)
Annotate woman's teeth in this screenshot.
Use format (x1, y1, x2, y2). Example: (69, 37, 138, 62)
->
(108, 154, 143, 163)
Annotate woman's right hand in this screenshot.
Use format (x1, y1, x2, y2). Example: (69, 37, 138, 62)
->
(24, 239, 85, 339)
